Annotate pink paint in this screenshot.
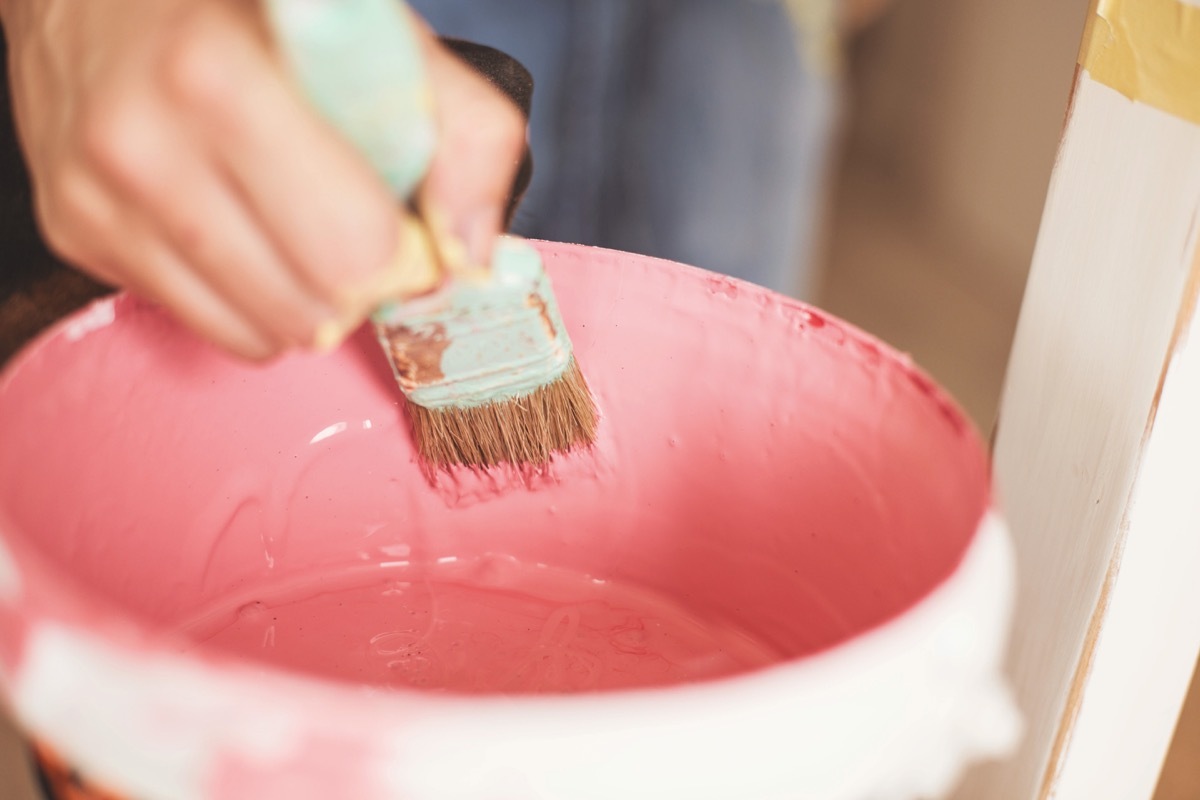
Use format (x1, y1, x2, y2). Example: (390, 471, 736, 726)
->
(0, 243, 1011, 799)
(178, 559, 780, 694)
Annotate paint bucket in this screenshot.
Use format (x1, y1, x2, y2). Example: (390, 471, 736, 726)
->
(0, 242, 1019, 800)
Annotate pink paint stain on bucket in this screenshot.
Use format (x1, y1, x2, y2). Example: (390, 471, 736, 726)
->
(0, 243, 1019, 800)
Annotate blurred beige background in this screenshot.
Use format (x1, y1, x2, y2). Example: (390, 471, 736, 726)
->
(3, 0, 1198, 796)
(821, 0, 1085, 427)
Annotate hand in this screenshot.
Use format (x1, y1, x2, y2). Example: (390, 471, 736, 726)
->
(0, 0, 526, 359)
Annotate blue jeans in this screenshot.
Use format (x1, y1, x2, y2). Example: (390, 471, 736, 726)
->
(410, 0, 838, 298)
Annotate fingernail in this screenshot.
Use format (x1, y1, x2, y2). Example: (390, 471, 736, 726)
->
(460, 208, 501, 272)
(421, 202, 492, 282)
(420, 204, 470, 275)
(312, 312, 363, 354)
(335, 213, 442, 313)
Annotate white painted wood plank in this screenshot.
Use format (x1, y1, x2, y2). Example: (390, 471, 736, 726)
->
(1051, 262, 1200, 799)
(954, 73, 1200, 800)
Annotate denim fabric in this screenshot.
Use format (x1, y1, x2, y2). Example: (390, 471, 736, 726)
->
(410, 0, 837, 298)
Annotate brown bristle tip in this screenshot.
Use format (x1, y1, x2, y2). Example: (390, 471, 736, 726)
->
(407, 358, 598, 470)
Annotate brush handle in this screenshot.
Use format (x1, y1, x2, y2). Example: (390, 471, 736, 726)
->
(263, 0, 436, 200)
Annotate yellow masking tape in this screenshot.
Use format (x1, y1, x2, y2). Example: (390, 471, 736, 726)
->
(1079, 0, 1200, 126)
(783, 0, 841, 77)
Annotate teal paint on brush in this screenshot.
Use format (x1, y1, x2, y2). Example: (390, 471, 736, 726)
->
(264, 0, 435, 196)
(372, 237, 572, 409)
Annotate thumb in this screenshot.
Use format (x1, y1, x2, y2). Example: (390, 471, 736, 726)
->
(416, 32, 529, 274)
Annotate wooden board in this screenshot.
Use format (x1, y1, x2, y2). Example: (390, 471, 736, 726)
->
(954, 50, 1200, 800)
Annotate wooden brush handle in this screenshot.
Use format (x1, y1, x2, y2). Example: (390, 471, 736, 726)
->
(0, 36, 534, 367)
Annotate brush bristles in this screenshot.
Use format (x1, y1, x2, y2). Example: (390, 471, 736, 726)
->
(408, 357, 598, 469)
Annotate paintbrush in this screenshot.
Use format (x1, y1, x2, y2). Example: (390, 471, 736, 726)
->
(265, 0, 597, 470)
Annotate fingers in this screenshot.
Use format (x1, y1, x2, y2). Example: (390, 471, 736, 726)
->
(61, 80, 341, 353)
(124, 235, 282, 361)
(122, 147, 340, 350)
(36, 166, 278, 359)
(160, 2, 407, 325)
(24, 0, 407, 355)
(417, 32, 528, 271)
(163, 8, 401, 304)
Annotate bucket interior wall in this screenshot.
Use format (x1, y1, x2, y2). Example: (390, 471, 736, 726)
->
(0, 244, 988, 671)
